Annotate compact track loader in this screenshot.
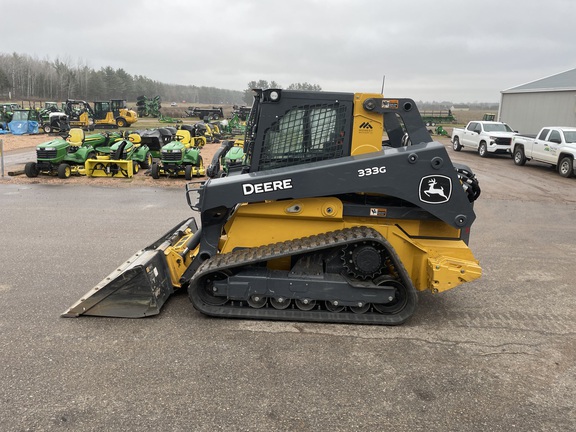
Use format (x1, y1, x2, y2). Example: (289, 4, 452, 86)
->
(63, 89, 482, 325)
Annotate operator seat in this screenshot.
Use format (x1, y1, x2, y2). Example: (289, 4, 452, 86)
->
(128, 133, 142, 147)
(67, 128, 85, 147)
(175, 129, 192, 147)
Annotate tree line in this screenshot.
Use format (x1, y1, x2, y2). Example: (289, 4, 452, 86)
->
(0, 53, 324, 107)
(0, 52, 245, 105)
(241, 80, 322, 104)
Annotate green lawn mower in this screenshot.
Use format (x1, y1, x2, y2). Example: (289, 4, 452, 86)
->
(206, 138, 245, 178)
(24, 128, 122, 179)
(150, 125, 206, 180)
(84, 133, 153, 178)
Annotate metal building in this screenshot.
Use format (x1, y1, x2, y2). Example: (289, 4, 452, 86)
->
(499, 68, 576, 135)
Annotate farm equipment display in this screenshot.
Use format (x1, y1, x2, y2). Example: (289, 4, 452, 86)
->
(35, 102, 70, 134)
(136, 95, 162, 118)
(1, 103, 21, 125)
(206, 138, 245, 178)
(40, 112, 69, 135)
(92, 100, 138, 128)
(137, 127, 176, 158)
(420, 109, 456, 126)
(24, 128, 122, 178)
(7, 109, 40, 135)
(63, 99, 94, 130)
(193, 122, 219, 143)
(84, 132, 150, 178)
(229, 113, 247, 135)
(208, 122, 222, 142)
(232, 105, 251, 121)
(435, 125, 450, 137)
(150, 125, 206, 179)
(158, 114, 182, 123)
(185, 106, 224, 120)
(63, 88, 482, 326)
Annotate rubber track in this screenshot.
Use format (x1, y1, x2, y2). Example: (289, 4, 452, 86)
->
(188, 226, 418, 325)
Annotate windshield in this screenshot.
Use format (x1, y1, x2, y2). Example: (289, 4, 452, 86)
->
(484, 123, 513, 132)
(11, 111, 28, 121)
(563, 131, 576, 143)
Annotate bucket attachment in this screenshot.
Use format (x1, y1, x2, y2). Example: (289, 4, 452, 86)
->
(62, 218, 199, 318)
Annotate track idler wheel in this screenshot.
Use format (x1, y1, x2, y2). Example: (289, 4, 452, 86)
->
(372, 275, 409, 314)
(196, 271, 230, 306)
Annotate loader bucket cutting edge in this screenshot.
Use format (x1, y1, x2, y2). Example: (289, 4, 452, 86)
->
(61, 218, 198, 318)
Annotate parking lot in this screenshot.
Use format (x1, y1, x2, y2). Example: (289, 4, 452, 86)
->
(0, 140, 575, 431)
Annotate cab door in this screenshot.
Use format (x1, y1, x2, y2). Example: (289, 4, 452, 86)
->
(93, 102, 109, 121)
(531, 128, 550, 162)
(462, 122, 480, 148)
(542, 129, 562, 164)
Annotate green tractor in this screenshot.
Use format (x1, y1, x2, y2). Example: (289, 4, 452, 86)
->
(84, 132, 153, 178)
(228, 113, 247, 135)
(1, 104, 16, 128)
(25, 128, 122, 179)
(150, 125, 206, 180)
(136, 95, 162, 118)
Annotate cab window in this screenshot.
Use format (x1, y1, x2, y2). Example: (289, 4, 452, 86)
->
(537, 129, 550, 140)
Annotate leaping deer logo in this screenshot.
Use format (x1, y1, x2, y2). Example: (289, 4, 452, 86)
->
(424, 178, 448, 199)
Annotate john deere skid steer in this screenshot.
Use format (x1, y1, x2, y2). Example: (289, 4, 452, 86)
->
(63, 89, 482, 325)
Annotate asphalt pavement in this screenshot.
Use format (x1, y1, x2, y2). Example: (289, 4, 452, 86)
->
(0, 156, 575, 431)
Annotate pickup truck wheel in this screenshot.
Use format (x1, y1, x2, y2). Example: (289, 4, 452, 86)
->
(452, 137, 462, 151)
(558, 156, 574, 178)
(478, 142, 488, 158)
(513, 147, 527, 166)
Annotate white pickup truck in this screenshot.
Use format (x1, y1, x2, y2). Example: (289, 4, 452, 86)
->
(511, 127, 576, 178)
(451, 121, 516, 157)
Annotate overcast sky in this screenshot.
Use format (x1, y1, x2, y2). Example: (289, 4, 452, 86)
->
(2, 0, 574, 103)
